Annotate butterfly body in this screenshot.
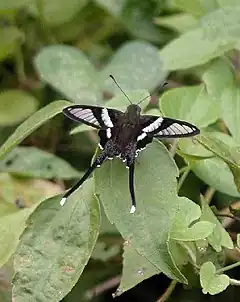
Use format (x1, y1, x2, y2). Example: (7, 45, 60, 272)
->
(61, 102, 200, 213)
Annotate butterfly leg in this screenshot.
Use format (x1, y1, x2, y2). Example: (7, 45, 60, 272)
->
(60, 153, 107, 206)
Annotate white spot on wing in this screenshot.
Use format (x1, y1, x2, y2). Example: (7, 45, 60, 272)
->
(143, 117, 163, 133)
(137, 132, 147, 141)
(106, 128, 111, 138)
(102, 108, 113, 127)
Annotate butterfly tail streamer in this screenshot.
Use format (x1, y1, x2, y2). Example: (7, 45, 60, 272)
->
(60, 153, 107, 206)
(128, 163, 136, 214)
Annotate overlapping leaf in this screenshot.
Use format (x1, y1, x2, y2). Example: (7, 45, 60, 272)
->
(0, 100, 70, 160)
(13, 179, 100, 302)
(35, 46, 101, 104)
(0, 147, 80, 179)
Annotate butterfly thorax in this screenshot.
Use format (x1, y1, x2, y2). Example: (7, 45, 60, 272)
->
(124, 104, 141, 124)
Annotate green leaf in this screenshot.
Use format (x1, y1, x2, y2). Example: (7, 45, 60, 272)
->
(197, 132, 240, 192)
(0, 100, 70, 160)
(28, 0, 88, 26)
(95, 141, 191, 283)
(220, 85, 240, 144)
(200, 262, 229, 295)
(0, 173, 61, 268)
(0, 27, 24, 62)
(70, 90, 150, 135)
(193, 157, 240, 197)
(160, 6, 240, 70)
(116, 243, 160, 296)
(0, 0, 31, 10)
(200, 198, 233, 252)
(202, 57, 236, 101)
(13, 179, 100, 302)
(101, 41, 167, 94)
(35, 46, 101, 104)
(160, 84, 220, 128)
(178, 138, 213, 160)
(237, 234, 240, 248)
(154, 13, 198, 33)
(170, 0, 217, 17)
(0, 90, 38, 126)
(171, 200, 215, 241)
(0, 146, 81, 179)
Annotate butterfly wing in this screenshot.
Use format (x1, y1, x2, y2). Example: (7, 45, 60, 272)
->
(139, 115, 200, 138)
(63, 105, 122, 129)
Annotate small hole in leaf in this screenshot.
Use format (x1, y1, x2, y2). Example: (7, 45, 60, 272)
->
(15, 198, 26, 209)
(46, 164, 52, 170)
(5, 154, 18, 166)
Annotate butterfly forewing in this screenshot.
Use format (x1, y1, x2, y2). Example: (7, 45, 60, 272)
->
(139, 115, 199, 138)
(63, 105, 122, 129)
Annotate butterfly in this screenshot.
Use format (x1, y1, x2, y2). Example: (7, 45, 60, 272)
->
(60, 76, 200, 213)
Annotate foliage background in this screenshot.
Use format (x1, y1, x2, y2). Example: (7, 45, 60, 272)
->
(0, 0, 240, 301)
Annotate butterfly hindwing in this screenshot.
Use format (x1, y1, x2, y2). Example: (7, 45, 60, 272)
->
(139, 115, 199, 138)
(63, 105, 122, 129)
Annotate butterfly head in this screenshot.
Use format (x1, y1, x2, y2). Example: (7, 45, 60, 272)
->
(126, 104, 141, 121)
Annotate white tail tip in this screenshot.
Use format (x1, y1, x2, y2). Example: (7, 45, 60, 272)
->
(130, 205, 136, 214)
(60, 197, 67, 207)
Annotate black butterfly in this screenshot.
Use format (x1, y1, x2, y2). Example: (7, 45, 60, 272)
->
(60, 78, 200, 213)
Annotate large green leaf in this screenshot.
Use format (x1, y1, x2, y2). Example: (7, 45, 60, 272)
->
(160, 6, 240, 70)
(0, 90, 38, 126)
(0, 27, 24, 62)
(101, 41, 167, 94)
(28, 0, 88, 26)
(96, 141, 196, 283)
(160, 84, 220, 128)
(200, 262, 229, 295)
(35, 46, 101, 104)
(0, 146, 80, 179)
(0, 100, 70, 160)
(116, 244, 160, 296)
(13, 179, 100, 302)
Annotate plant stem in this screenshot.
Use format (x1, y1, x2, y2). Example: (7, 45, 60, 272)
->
(177, 165, 191, 192)
(217, 261, 240, 274)
(204, 187, 216, 204)
(15, 45, 26, 84)
(229, 278, 240, 286)
(157, 280, 178, 302)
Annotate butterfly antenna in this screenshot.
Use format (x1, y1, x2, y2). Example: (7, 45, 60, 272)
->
(136, 82, 168, 106)
(109, 75, 132, 104)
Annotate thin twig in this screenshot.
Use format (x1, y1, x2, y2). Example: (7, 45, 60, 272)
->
(157, 280, 178, 302)
(85, 275, 121, 300)
(177, 165, 191, 192)
(204, 187, 216, 204)
(169, 139, 179, 157)
(217, 261, 240, 274)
